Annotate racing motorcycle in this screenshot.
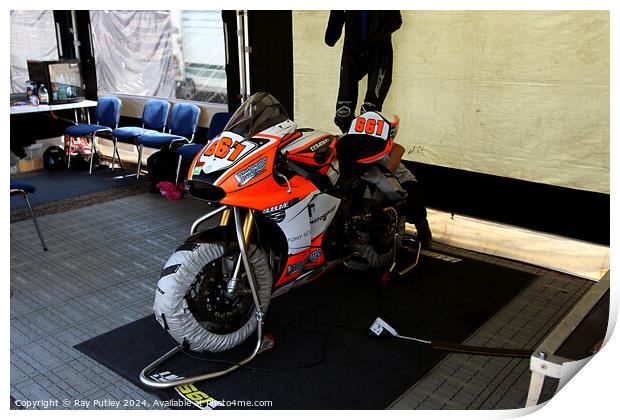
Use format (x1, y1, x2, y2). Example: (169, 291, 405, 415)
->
(152, 92, 418, 360)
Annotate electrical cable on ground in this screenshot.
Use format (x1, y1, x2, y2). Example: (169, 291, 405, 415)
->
(166, 256, 534, 376)
(370, 317, 534, 358)
(173, 324, 368, 373)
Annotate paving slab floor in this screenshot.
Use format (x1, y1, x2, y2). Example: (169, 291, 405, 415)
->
(10, 193, 593, 409)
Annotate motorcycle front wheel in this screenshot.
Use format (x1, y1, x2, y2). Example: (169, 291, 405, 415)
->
(154, 241, 272, 353)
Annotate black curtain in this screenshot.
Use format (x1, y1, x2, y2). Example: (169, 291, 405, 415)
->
(247, 10, 294, 119)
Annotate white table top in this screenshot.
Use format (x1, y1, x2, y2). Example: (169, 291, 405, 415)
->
(10, 99, 98, 115)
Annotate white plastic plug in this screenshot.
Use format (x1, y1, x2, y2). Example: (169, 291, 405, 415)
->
(369, 317, 399, 337)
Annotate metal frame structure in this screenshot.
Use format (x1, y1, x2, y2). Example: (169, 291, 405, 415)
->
(135, 133, 194, 181)
(65, 108, 119, 176)
(172, 136, 194, 184)
(397, 238, 422, 276)
(236, 10, 251, 102)
(10, 188, 48, 252)
(525, 271, 610, 407)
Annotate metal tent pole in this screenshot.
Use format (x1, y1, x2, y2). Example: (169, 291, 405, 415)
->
(70, 11, 81, 60)
(236, 10, 251, 101)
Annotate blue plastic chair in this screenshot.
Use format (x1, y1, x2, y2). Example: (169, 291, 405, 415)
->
(10, 181, 47, 251)
(65, 96, 122, 175)
(110, 99, 170, 172)
(174, 112, 233, 182)
(136, 102, 201, 180)
(206, 112, 233, 141)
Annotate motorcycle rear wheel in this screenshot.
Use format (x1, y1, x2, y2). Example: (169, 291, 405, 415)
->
(154, 241, 272, 353)
(344, 230, 393, 271)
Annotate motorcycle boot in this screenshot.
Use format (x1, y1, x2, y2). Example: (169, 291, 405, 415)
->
(360, 101, 380, 114)
(335, 101, 355, 133)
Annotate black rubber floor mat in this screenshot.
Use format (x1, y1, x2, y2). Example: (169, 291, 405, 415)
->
(75, 250, 535, 409)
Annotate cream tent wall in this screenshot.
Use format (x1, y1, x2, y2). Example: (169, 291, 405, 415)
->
(292, 11, 609, 193)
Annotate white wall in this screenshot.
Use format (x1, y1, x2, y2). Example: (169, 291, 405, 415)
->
(293, 11, 609, 193)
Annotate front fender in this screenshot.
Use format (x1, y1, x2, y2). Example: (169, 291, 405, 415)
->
(181, 225, 237, 253)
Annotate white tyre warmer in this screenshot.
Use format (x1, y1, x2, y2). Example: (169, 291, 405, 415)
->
(154, 242, 272, 353)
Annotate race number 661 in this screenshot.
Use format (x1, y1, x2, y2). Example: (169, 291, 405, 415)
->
(203, 137, 247, 161)
(354, 117, 385, 136)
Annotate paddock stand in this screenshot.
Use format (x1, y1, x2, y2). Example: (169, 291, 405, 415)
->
(397, 236, 423, 276)
(139, 207, 270, 389)
(380, 227, 424, 286)
(139, 314, 274, 389)
(139, 214, 423, 388)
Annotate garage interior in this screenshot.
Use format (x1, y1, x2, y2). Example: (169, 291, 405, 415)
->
(9, 10, 610, 411)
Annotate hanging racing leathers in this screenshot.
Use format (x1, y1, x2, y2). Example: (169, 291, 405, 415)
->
(325, 10, 402, 132)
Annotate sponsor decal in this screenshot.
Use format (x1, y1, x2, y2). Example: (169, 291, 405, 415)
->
(287, 230, 311, 243)
(263, 198, 300, 223)
(310, 204, 337, 225)
(420, 250, 462, 263)
(149, 371, 221, 410)
(336, 105, 351, 118)
(175, 383, 221, 410)
(286, 260, 305, 275)
(375, 68, 385, 98)
(309, 137, 332, 152)
(263, 198, 300, 215)
(192, 162, 204, 176)
(266, 210, 286, 223)
(306, 249, 322, 263)
(234, 157, 267, 186)
(285, 249, 323, 275)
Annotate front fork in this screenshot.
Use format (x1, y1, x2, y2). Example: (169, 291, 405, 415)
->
(140, 206, 264, 389)
(220, 207, 255, 299)
(231, 207, 264, 324)
(189, 205, 259, 303)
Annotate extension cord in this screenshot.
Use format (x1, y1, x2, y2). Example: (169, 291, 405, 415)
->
(369, 317, 531, 357)
(370, 317, 431, 344)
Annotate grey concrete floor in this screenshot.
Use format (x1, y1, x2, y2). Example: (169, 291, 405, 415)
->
(10, 193, 208, 409)
(10, 193, 592, 409)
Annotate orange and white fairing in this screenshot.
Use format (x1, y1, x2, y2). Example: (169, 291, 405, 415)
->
(187, 118, 342, 286)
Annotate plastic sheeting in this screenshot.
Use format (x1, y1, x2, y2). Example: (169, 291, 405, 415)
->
(90, 11, 176, 98)
(292, 11, 609, 193)
(10, 10, 58, 93)
(90, 10, 227, 104)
